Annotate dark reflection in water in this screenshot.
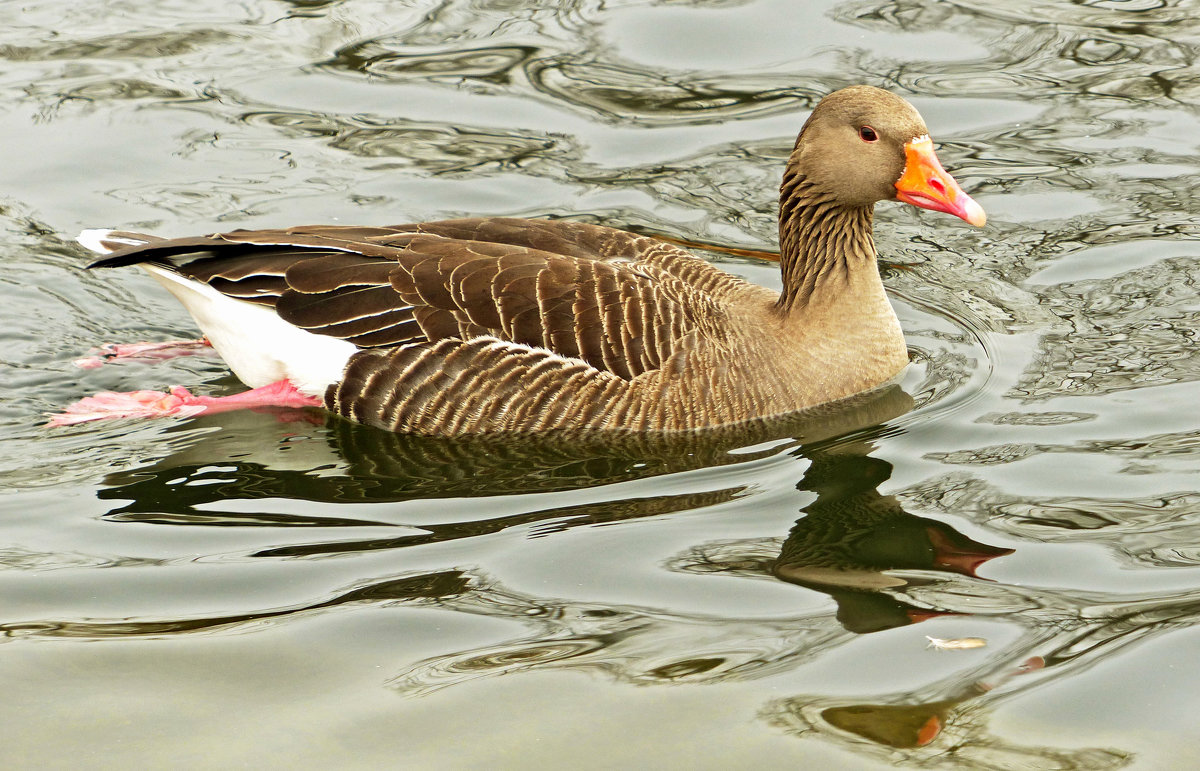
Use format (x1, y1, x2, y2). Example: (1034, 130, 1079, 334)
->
(376, 434, 1187, 766)
(773, 451, 1014, 633)
(36, 414, 1167, 764)
(6, 385, 1173, 765)
(93, 384, 912, 528)
(1, 570, 470, 639)
(5, 387, 914, 634)
(668, 445, 1014, 636)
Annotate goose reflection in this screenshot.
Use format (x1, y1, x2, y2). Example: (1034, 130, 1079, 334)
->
(87, 379, 1012, 641)
(372, 437, 1018, 698)
(672, 441, 1013, 635)
(93, 380, 913, 532)
(22, 384, 1167, 766)
(774, 448, 1013, 634)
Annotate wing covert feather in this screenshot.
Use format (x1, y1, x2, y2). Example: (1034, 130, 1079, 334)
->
(91, 217, 749, 386)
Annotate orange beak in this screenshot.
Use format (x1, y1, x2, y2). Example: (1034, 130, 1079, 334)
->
(894, 137, 986, 227)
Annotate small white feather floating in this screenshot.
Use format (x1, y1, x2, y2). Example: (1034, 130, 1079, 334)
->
(926, 636, 987, 651)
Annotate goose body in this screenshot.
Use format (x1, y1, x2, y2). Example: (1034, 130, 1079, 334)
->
(64, 86, 984, 434)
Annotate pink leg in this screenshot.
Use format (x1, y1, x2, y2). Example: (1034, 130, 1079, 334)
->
(73, 338, 215, 369)
(48, 380, 323, 426)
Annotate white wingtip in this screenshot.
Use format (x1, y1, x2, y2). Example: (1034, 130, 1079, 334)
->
(76, 229, 149, 254)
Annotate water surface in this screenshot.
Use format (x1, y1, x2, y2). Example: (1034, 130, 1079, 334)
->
(3, 0, 1200, 767)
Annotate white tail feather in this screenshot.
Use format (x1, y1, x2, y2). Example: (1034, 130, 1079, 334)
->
(142, 265, 357, 396)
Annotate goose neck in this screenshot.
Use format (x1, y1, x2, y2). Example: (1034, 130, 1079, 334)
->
(775, 172, 877, 314)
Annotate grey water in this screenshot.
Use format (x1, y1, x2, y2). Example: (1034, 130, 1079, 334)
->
(3, 0, 1200, 767)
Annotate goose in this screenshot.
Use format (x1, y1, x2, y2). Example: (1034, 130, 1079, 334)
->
(55, 85, 985, 434)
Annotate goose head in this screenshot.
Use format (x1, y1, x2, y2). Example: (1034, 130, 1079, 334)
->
(788, 85, 986, 226)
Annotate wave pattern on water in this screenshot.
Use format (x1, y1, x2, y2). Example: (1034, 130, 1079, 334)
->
(3, 0, 1200, 766)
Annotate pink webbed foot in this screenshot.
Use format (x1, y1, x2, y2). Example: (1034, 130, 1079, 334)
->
(49, 380, 324, 427)
(73, 338, 215, 369)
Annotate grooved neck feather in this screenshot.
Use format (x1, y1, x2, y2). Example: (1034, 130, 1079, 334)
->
(776, 170, 876, 314)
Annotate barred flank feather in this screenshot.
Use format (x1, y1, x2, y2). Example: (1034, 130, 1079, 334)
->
(327, 338, 625, 434)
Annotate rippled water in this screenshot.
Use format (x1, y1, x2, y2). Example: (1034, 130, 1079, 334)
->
(3, 0, 1200, 767)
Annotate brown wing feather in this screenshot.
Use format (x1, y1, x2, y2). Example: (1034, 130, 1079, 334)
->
(89, 217, 752, 383)
(384, 233, 734, 379)
(363, 218, 650, 262)
(271, 255, 423, 347)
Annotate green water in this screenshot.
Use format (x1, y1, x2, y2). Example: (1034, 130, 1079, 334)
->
(3, 0, 1200, 767)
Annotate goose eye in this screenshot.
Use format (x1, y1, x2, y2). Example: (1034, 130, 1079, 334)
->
(859, 126, 878, 142)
